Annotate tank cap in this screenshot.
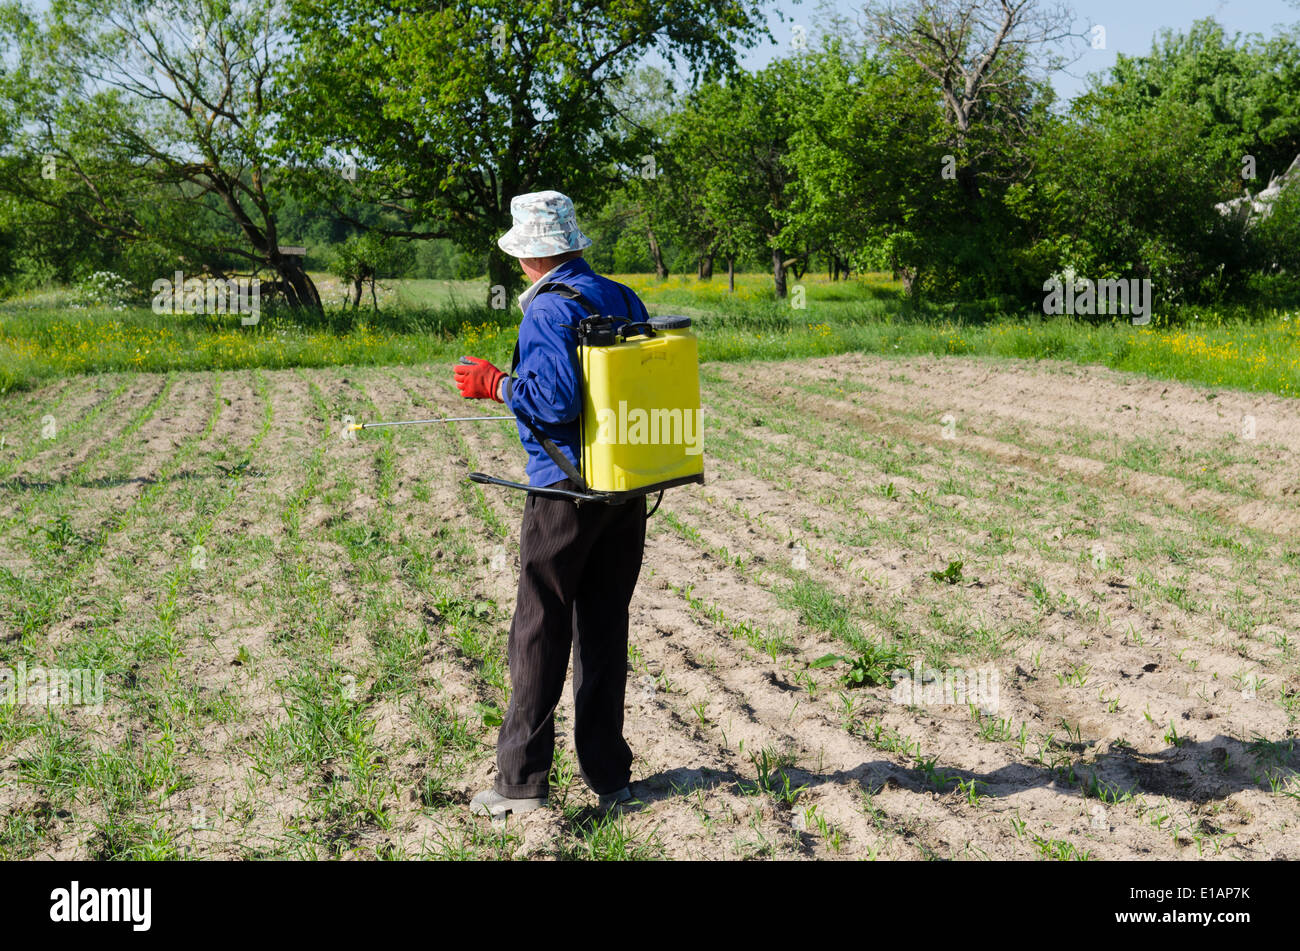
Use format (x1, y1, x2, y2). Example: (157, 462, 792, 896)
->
(648, 314, 692, 330)
(578, 316, 619, 346)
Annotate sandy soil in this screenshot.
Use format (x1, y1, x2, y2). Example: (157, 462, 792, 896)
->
(2, 353, 1297, 860)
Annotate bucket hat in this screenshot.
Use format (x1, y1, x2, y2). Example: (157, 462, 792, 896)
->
(497, 190, 593, 258)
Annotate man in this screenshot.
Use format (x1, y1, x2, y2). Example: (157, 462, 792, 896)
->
(454, 190, 651, 819)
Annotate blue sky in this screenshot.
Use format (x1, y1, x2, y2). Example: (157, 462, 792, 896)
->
(18, 0, 1300, 106)
(724, 0, 1300, 103)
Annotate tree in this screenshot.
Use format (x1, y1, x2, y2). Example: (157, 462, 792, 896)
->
(1006, 17, 1299, 305)
(632, 135, 709, 281)
(1077, 19, 1300, 191)
(781, 48, 946, 295)
(608, 67, 686, 280)
(1251, 163, 1300, 284)
(331, 232, 414, 311)
(1013, 86, 1250, 303)
(671, 58, 822, 298)
(277, 0, 769, 304)
(861, 0, 1080, 199)
(822, 1, 1068, 298)
(0, 0, 324, 310)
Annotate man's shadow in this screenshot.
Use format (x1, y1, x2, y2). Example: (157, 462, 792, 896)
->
(630, 734, 1299, 809)
(1, 464, 263, 495)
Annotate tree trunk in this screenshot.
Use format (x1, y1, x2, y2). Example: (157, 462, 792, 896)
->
(351, 278, 363, 310)
(727, 257, 735, 293)
(899, 265, 919, 298)
(957, 164, 982, 204)
(830, 257, 838, 282)
(369, 277, 378, 312)
(217, 182, 321, 314)
(698, 254, 713, 280)
(273, 256, 323, 313)
(772, 247, 787, 299)
(646, 227, 668, 279)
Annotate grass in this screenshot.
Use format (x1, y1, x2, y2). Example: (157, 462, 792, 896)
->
(5, 265, 1300, 860)
(3, 272, 1300, 398)
(739, 746, 808, 807)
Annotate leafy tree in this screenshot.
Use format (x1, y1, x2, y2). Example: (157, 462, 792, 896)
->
(330, 232, 415, 310)
(0, 0, 325, 309)
(277, 0, 769, 303)
(861, 0, 1080, 202)
(781, 40, 1046, 301)
(1251, 173, 1300, 290)
(1078, 19, 1300, 190)
(1009, 99, 1248, 303)
(798, 1, 1065, 299)
(671, 57, 823, 298)
(609, 66, 686, 279)
(780, 49, 944, 293)
(1015, 17, 1292, 303)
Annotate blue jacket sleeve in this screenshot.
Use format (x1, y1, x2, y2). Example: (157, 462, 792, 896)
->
(505, 299, 581, 425)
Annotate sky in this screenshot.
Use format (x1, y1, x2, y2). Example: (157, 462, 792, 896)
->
(722, 0, 1300, 103)
(16, 0, 1300, 106)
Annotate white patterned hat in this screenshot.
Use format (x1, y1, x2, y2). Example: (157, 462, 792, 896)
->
(497, 190, 593, 258)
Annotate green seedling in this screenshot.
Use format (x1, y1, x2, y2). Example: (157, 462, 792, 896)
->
(956, 777, 986, 806)
(37, 512, 78, 552)
(742, 747, 807, 807)
(1056, 663, 1090, 687)
(1009, 813, 1027, 839)
(837, 691, 857, 727)
(913, 755, 957, 792)
(812, 643, 907, 689)
(1032, 834, 1092, 861)
(793, 669, 819, 696)
(930, 560, 964, 585)
(689, 699, 709, 726)
(474, 702, 503, 728)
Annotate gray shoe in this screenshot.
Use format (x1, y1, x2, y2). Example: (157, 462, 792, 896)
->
(469, 788, 547, 819)
(597, 786, 634, 812)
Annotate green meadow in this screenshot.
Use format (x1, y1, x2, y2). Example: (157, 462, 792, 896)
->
(3, 272, 1299, 399)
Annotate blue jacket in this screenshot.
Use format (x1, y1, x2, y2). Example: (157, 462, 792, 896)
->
(502, 257, 650, 487)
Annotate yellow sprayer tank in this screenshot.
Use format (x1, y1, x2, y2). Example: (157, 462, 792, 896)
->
(579, 314, 705, 498)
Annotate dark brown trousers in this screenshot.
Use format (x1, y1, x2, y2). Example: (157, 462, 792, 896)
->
(494, 480, 647, 799)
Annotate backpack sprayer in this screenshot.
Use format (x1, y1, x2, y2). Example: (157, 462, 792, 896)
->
(351, 281, 704, 510)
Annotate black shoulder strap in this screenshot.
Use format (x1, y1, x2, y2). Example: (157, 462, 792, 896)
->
(505, 279, 644, 492)
(511, 281, 599, 373)
(507, 280, 596, 491)
(514, 409, 588, 491)
(535, 281, 600, 316)
(615, 282, 643, 322)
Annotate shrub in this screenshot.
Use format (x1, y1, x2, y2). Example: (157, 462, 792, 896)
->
(71, 270, 139, 309)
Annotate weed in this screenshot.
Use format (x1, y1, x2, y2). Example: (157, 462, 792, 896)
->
(930, 560, 964, 585)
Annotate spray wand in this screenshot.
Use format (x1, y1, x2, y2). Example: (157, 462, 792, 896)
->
(348, 415, 513, 432)
(350, 357, 515, 431)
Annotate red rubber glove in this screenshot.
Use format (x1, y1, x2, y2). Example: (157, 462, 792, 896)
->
(454, 355, 506, 401)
